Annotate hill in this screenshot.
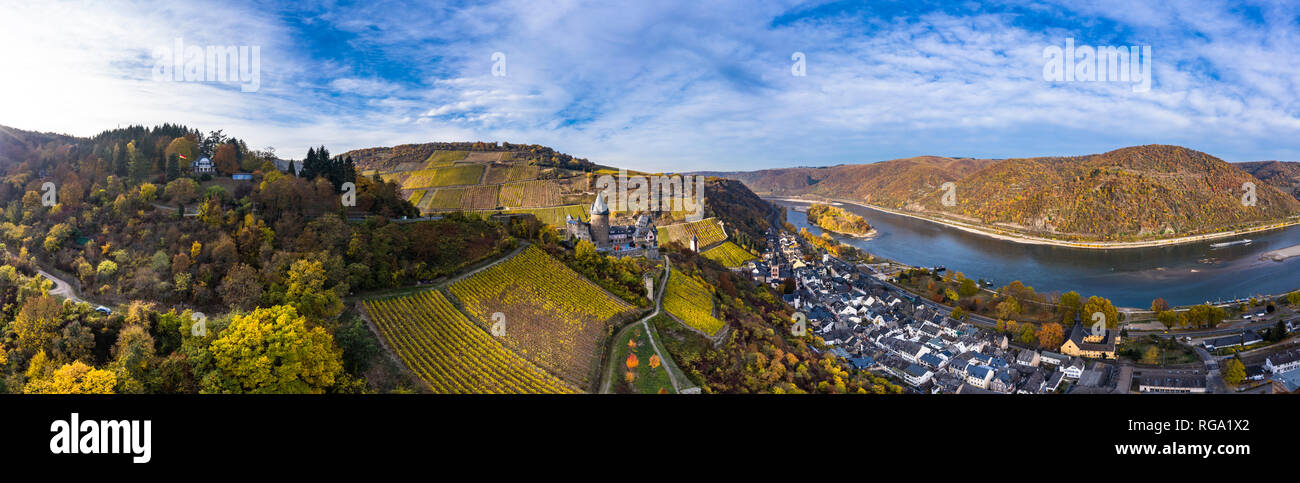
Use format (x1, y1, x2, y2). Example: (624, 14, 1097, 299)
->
(708, 145, 1300, 242)
(1238, 160, 1300, 201)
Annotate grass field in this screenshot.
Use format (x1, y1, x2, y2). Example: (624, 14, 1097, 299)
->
(402, 164, 486, 189)
(423, 150, 469, 168)
(447, 246, 634, 387)
(701, 241, 756, 267)
(658, 218, 727, 249)
(363, 290, 577, 394)
(497, 180, 562, 208)
(663, 270, 725, 337)
(610, 324, 675, 394)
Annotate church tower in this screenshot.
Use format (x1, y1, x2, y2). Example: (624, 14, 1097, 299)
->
(590, 192, 610, 247)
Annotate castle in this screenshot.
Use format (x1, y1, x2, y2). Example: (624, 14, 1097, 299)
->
(566, 193, 658, 257)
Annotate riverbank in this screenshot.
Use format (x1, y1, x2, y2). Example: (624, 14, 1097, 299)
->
(775, 196, 1300, 250)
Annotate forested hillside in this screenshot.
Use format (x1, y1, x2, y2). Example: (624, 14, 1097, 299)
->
(709, 145, 1300, 242)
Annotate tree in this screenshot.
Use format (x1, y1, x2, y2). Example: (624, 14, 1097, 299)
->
(995, 297, 1021, 319)
(165, 153, 181, 181)
(1141, 346, 1161, 365)
(1038, 322, 1064, 349)
(283, 259, 343, 321)
(1150, 297, 1170, 313)
(24, 361, 116, 394)
(207, 305, 343, 393)
(1288, 291, 1300, 306)
(1222, 358, 1246, 385)
(218, 263, 263, 310)
(112, 325, 156, 393)
(1157, 310, 1184, 330)
(13, 295, 62, 355)
(1082, 296, 1119, 329)
(213, 143, 240, 175)
(958, 277, 978, 298)
(950, 306, 966, 321)
(1017, 324, 1037, 345)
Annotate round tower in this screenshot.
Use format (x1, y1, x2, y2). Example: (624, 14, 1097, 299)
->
(590, 192, 610, 247)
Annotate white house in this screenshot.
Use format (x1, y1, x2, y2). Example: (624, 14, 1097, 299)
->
(1264, 349, 1300, 374)
(192, 157, 216, 174)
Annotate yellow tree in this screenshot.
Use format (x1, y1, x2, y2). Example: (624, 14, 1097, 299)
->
(25, 361, 116, 394)
(13, 295, 62, 356)
(208, 305, 343, 394)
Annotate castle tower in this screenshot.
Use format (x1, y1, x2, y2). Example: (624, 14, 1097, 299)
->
(590, 192, 610, 247)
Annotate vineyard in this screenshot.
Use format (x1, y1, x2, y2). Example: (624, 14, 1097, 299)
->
(363, 290, 577, 394)
(407, 190, 426, 207)
(447, 246, 634, 386)
(486, 164, 543, 185)
(425, 185, 501, 211)
(402, 164, 486, 189)
(658, 218, 727, 249)
(498, 180, 562, 208)
(701, 241, 756, 267)
(424, 150, 469, 167)
(500, 205, 587, 226)
(663, 270, 725, 337)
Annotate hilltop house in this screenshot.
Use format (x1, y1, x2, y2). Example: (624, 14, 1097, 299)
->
(566, 193, 658, 257)
(191, 157, 216, 174)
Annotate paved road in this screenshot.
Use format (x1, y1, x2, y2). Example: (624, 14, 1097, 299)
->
(38, 269, 83, 304)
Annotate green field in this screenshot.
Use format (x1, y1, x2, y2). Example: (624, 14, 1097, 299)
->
(610, 323, 676, 394)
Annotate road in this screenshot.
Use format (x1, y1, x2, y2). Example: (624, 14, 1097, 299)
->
(38, 269, 84, 304)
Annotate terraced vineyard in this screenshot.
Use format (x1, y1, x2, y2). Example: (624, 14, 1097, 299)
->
(500, 205, 587, 226)
(448, 246, 634, 386)
(498, 180, 562, 208)
(486, 164, 542, 184)
(407, 190, 426, 207)
(403, 164, 486, 189)
(701, 241, 756, 267)
(658, 218, 727, 249)
(663, 270, 725, 337)
(424, 150, 469, 167)
(426, 185, 501, 211)
(363, 290, 577, 394)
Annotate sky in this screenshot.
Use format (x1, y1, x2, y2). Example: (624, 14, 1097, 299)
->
(1, 0, 1298, 172)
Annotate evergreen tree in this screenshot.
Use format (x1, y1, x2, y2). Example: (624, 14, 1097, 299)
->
(165, 153, 180, 181)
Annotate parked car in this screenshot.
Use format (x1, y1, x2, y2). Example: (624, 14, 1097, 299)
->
(94, 305, 112, 315)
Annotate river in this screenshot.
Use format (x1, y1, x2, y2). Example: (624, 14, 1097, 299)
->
(774, 199, 1300, 308)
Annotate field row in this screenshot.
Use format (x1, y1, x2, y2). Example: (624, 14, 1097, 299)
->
(663, 270, 725, 337)
(701, 241, 757, 267)
(658, 218, 727, 249)
(364, 290, 576, 394)
(448, 246, 633, 386)
(402, 164, 486, 189)
(498, 180, 562, 208)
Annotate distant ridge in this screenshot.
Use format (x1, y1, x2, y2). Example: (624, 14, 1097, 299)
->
(703, 145, 1300, 242)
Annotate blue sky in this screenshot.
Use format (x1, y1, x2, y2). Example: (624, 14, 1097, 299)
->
(1, 0, 1298, 171)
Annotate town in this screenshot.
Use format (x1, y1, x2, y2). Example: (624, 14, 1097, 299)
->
(747, 227, 1300, 394)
